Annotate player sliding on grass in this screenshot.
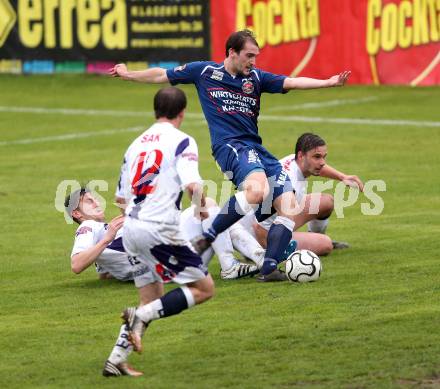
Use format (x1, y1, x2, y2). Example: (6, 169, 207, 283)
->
(65, 188, 157, 291)
(110, 29, 350, 282)
(65, 188, 164, 376)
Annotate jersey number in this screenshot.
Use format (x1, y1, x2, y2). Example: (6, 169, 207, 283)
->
(132, 150, 163, 197)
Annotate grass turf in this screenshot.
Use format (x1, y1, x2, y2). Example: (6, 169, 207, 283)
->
(0, 75, 439, 388)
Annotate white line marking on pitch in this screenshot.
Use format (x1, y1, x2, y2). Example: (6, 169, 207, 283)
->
(258, 115, 440, 127)
(0, 105, 439, 128)
(0, 106, 150, 117)
(267, 96, 379, 112)
(0, 126, 144, 146)
(0, 120, 207, 147)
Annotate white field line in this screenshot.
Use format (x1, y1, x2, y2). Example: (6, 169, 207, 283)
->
(0, 105, 209, 120)
(0, 118, 207, 146)
(258, 115, 440, 127)
(0, 106, 151, 117)
(0, 104, 439, 148)
(0, 126, 144, 146)
(267, 96, 379, 111)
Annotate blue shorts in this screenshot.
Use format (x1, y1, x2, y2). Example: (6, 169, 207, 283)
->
(213, 140, 292, 202)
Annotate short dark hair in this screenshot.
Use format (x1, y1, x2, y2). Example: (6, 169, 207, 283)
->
(225, 29, 259, 57)
(154, 87, 187, 119)
(295, 133, 326, 159)
(65, 187, 89, 224)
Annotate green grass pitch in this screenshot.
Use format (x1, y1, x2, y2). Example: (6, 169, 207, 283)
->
(0, 75, 439, 388)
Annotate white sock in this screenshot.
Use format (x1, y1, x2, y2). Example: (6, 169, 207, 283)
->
(181, 285, 196, 308)
(136, 299, 163, 323)
(308, 218, 329, 234)
(108, 324, 133, 365)
(202, 207, 236, 271)
(229, 222, 265, 268)
(200, 247, 215, 271)
(273, 215, 295, 232)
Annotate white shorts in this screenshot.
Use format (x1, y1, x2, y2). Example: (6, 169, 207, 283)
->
(132, 264, 156, 288)
(123, 217, 207, 284)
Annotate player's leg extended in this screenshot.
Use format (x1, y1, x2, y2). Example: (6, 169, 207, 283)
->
(103, 281, 163, 377)
(202, 204, 238, 271)
(228, 221, 265, 268)
(290, 193, 347, 251)
(259, 191, 298, 277)
(203, 171, 269, 242)
(302, 193, 349, 249)
(134, 275, 214, 325)
(293, 193, 333, 231)
(293, 231, 333, 256)
(252, 217, 333, 258)
(202, 204, 259, 279)
(122, 239, 214, 353)
(200, 143, 269, 245)
(125, 274, 214, 352)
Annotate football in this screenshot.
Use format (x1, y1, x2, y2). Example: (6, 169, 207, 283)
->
(285, 250, 322, 282)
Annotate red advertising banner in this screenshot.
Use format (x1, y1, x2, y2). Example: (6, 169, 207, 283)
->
(210, 0, 440, 85)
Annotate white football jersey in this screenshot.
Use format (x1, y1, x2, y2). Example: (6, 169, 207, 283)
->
(71, 220, 134, 281)
(279, 154, 307, 204)
(259, 154, 307, 231)
(118, 122, 202, 227)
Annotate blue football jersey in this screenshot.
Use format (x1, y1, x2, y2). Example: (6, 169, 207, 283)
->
(166, 61, 286, 150)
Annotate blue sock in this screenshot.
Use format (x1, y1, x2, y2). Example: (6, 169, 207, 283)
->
(265, 223, 292, 264)
(254, 204, 276, 223)
(261, 259, 278, 275)
(205, 195, 246, 242)
(159, 288, 189, 318)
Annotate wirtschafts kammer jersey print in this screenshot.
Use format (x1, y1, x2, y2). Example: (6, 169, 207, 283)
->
(166, 61, 286, 149)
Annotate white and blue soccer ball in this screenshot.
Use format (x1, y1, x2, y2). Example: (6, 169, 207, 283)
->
(285, 250, 322, 282)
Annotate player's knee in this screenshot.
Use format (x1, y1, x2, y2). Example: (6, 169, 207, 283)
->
(244, 176, 270, 205)
(321, 235, 333, 255)
(245, 189, 265, 205)
(192, 276, 215, 304)
(71, 264, 82, 274)
(202, 276, 215, 301)
(319, 194, 334, 217)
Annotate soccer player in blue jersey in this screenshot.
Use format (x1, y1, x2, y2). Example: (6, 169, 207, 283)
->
(110, 30, 350, 281)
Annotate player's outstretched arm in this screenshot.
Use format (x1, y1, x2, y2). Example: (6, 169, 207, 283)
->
(283, 71, 351, 90)
(320, 164, 364, 192)
(109, 63, 169, 84)
(71, 215, 125, 274)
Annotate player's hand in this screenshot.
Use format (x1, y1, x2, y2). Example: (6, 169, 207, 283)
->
(109, 63, 128, 78)
(342, 174, 364, 192)
(194, 207, 209, 221)
(328, 71, 351, 87)
(103, 215, 125, 243)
